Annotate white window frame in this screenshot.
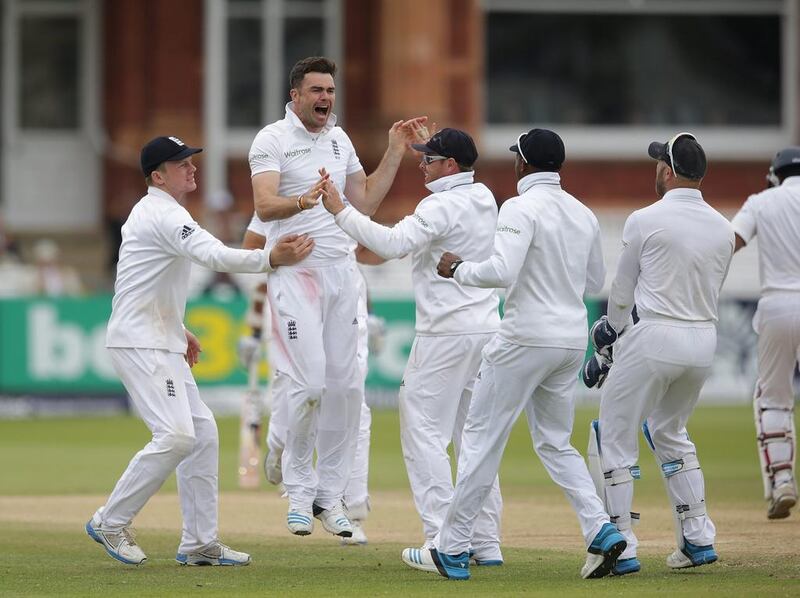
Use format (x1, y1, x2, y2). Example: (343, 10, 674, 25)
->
(481, 0, 797, 159)
(204, 0, 342, 200)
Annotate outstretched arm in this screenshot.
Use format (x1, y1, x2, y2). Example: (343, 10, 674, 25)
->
(344, 116, 428, 216)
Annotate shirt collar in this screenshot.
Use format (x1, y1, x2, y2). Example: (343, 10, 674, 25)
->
(285, 102, 337, 135)
(147, 186, 179, 203)
(517, 171, 561, 195)
(781, 176, 800, 187)
(424, 170, 475, 194)
(662, 187, 704, 202)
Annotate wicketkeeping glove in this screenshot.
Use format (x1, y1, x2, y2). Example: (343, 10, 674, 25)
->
(590, 315, 619, 352)
(582, 350, 613, 389)
(237, 334, 262, 368)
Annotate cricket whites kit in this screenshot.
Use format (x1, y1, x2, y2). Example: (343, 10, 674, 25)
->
(413, 171, 619, 581)
(249, 104, 364, 532)
(93, 185, 270, 563)
(732, 175, 800, 518)
(594, 186, 734, 569)
(334, 169, 504, 557)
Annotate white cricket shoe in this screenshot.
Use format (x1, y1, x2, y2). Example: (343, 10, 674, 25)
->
(340, 519, 368, 545)
(313, 502, 353, 537)
(287, 509, 314, 536)
(768, 483, 797, 520)
(86, 517, 147, 565)
(263, 449, 283, 486)
(176, 541, 250, 566)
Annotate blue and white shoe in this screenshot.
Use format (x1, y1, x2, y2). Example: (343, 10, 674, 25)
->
(468, 548, 504, 566)
(581, 523, 627, 579)
(612, 557, 641, 576)
(176, 541, 250, 566)
(86, 517, 147, 565)
(667, 539, 718, 569)
(287, 509, 314, 536)
(401, 547, 470, 580)
(313, 502, 353, 538)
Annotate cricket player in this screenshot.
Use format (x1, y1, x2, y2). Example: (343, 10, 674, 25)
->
(731, 147, 800, 519)
(413, 129, 624, 581)
(86, 136, 313, 566)
(319, 128, 504, 563)
(237, 215, 379, 544)
(585, 132, 733, 573)
(248, 55, 424, 537)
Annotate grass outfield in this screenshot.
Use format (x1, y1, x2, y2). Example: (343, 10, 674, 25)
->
(0, 405, 798, 596)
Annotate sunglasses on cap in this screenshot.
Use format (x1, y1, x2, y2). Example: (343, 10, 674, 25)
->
(666, 131, 696, 176)
(422, 154, 448, 165)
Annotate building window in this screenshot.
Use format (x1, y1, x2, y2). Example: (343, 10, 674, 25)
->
(482, 0, 794, 158)
(225, 0, 338, 131)
(20, 14, 81, 129)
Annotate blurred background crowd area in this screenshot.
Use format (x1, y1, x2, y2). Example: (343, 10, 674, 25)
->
(0, 0, 793, 299)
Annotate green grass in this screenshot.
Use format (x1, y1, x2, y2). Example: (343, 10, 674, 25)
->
(0, 406, 798, 596)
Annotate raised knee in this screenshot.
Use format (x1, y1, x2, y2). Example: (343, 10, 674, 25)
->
(159, 431, 196, 458)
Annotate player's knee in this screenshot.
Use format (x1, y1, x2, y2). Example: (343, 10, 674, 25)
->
(159, 431, 196, 459)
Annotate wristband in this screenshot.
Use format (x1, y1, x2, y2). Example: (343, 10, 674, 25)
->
(450, 260, 463, 274)
(296, 195, 305, 211)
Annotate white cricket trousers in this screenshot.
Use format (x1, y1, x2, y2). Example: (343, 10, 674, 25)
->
(98, 348, 219, 553)
(752, 292, 800, 494)
(438, 337, 604, 556)
(268, 259, 362, 511)
(265, 286, 372, 512)
(400, 333, 502, 553)
(599, 316, 717, 558)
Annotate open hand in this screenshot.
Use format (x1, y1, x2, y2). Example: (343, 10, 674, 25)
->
(298, 171, 330, 211)
(320, 179, 346, 215)
(269, 233, 315, 267)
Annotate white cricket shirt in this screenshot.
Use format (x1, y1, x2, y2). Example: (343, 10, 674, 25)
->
(731, 176, 800, 295)
(106, 187, 271, 353)
(455, 172, 604, 350)
(334, 171, 500, 336)
(249, 103, 363, 265)
(607, 188, 734, 331)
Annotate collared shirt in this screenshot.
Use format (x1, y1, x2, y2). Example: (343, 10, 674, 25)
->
(106, 187, 270, 352)
(334, 170, 500, 336)
(607, 187, 734, 330)
(248, 103, 364, 265)
(731, 176, 800, 294)
(455, 172, 604, 349)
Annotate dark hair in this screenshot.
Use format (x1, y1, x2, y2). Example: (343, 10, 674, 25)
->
(289, 56, 337, 89)
(777, 164, 800, 181)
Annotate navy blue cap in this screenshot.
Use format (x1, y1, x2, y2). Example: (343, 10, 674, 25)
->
(411, 128, 478, 168)
(141, 136, 202, 177)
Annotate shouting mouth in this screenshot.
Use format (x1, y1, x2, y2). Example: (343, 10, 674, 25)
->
(314, 105, 330, 117)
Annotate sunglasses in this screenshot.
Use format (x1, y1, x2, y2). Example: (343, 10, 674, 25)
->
(422, 154, 448, 165)
(666, 131, 696, 177)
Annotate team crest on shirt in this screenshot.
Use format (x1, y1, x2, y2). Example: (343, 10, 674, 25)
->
(180, 225, 195, 240)
(288, 320, 298, 340)
(166, 379, 176, 398)
(331, 139, 341, 159)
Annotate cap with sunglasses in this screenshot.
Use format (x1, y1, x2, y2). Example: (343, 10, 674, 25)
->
(648, 132, 706, 180)
(140, 136, 203, 177)
(509, 128, 565, 171)
(411, 128, 478, 168)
